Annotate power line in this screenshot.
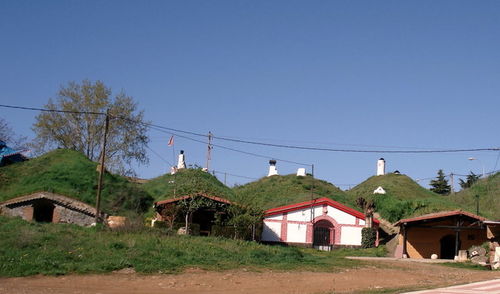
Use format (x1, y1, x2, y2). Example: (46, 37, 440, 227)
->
(2, 103, 499, 154)
(212, 170, 259, 180)
(145, 145, 173, 166)
(212, 134, 500, 154)
(0, 104, 106, 116)
(147, 125, 311, 166)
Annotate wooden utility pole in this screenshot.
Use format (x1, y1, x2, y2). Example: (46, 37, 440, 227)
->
(310, 164, 315, 223)
(450, 173, 454, 194)
(95, 109, 110, 224)
(206, 131, 213, 170)
(310, 164, 315, 200)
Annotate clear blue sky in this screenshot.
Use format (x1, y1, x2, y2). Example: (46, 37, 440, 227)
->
(1, 1, 499, 189)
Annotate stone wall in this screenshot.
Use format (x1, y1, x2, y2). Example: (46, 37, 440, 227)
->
(1, 200, 95, 226)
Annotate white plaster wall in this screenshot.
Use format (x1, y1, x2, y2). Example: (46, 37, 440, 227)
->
(287, 208, 310, 221)
(266, 214, 283, 221)
(327, 206, 356, 225)
(340, 226, 362, 245)
(286, 223, 307, 243)
(359, 219, 365, 226)
(262, 221, 282, 242)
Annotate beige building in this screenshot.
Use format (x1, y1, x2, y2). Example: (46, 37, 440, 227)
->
(395, 210, 489, 259)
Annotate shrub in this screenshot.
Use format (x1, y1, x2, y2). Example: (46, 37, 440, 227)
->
(361, 227, 377, 248)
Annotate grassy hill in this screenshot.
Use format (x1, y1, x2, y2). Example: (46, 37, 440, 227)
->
(142, 168, 236, 202)
(233, 174, 354, 210)
(450, 172, 500, 220)
(347, 173, 461, 222)
(0, 149, 153, 215)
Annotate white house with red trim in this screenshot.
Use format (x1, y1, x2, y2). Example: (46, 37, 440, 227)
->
(262, 197, 379, 249)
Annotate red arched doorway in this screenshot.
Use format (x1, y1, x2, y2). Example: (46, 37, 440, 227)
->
(313, 220, 335, 250)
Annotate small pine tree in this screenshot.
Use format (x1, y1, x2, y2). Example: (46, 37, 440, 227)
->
(429, 169, 451, 195)
(459, 171, 481, 189)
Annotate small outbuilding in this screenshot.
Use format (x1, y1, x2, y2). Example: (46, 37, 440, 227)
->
(261, 197, 379, 249)
(0, 140, 28, 167)
(394, 210, 489, 259)
(0, 191, 104, 227)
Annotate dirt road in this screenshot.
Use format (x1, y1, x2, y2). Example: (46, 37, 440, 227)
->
(1, 260, 499, 294)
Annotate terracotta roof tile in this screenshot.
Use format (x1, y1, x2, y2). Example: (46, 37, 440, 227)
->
(395, 210, 488, 225)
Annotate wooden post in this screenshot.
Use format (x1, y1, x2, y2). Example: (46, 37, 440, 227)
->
(455, 216, 461, 258)
(95, 109, 110, 224)
(206, 131, 213, 170)
(402, 224, 408, 258)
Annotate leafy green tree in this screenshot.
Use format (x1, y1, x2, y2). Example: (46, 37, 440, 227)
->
(227, 205, 263, 240)
(429, 169, 451, 195)
(459, 171, 481, 189)
(32, 80, 149, 174)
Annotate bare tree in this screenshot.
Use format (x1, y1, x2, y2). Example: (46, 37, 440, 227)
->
(0, 118, 27, 148)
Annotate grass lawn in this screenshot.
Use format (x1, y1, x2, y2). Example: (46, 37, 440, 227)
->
(0, 216, 386, 277)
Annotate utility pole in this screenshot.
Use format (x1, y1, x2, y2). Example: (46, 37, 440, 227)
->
(310, 164, 315, 223)
(449, 173, 454, 194)
(310, 164, 315, 201)
(206, 131, 213, 171)
(95, 109, 110, 224)
(475, 194, 480, 215)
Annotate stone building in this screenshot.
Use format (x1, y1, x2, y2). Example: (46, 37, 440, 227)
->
(0, 191, 105, 227)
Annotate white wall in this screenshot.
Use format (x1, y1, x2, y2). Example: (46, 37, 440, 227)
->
(287, 208, 310, 221)
(327, 206, 356, 225)
(286, 223, 307, 243)
(266, 214, 283, 221)
(262, 221, 281, 242)
(340, 226, 362, 245)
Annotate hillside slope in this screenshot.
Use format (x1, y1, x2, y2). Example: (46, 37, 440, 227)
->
(450, 172, 500, 220)
(142, 168, 236, 202)
(0, 149, 153, 215)
(347, 173, 461, 222)
(233, 174, 354, 210)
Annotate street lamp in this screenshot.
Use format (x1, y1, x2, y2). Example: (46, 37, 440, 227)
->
(468, 157, 485, 178)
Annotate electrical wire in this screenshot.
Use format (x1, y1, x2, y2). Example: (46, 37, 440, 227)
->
(2, 103, 499, 154)
(145, 145, 173, 166)
(0, 104, 106, 116)
(147, 125, 311, 166)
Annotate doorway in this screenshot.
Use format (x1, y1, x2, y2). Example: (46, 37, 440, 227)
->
(32, 199, 55, 223)
(313, 220, 334, 249)
(440, 234, 458, 259)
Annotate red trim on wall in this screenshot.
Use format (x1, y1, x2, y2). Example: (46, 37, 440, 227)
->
(311, 215, 341, 245)
(306, 223, 313, 243)
(265, 197, 379, 225)
(280, 212, 288, 242)
(265, 219, 309, 225)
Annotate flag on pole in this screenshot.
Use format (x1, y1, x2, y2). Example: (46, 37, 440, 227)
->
(167, 135, 174, 146)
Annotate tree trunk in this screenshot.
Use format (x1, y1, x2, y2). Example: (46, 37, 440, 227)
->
(184, 212, 190, 235)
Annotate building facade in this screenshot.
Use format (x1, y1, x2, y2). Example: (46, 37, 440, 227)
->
(0, 191, 103, 226)
(262, 197, 379, 249)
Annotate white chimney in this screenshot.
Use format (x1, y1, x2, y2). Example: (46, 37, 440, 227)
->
(177, 150, 186, 169)
(296, 168, 306, 177)
(268, 160, 278, 177)
(377, 158, 385, 176)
